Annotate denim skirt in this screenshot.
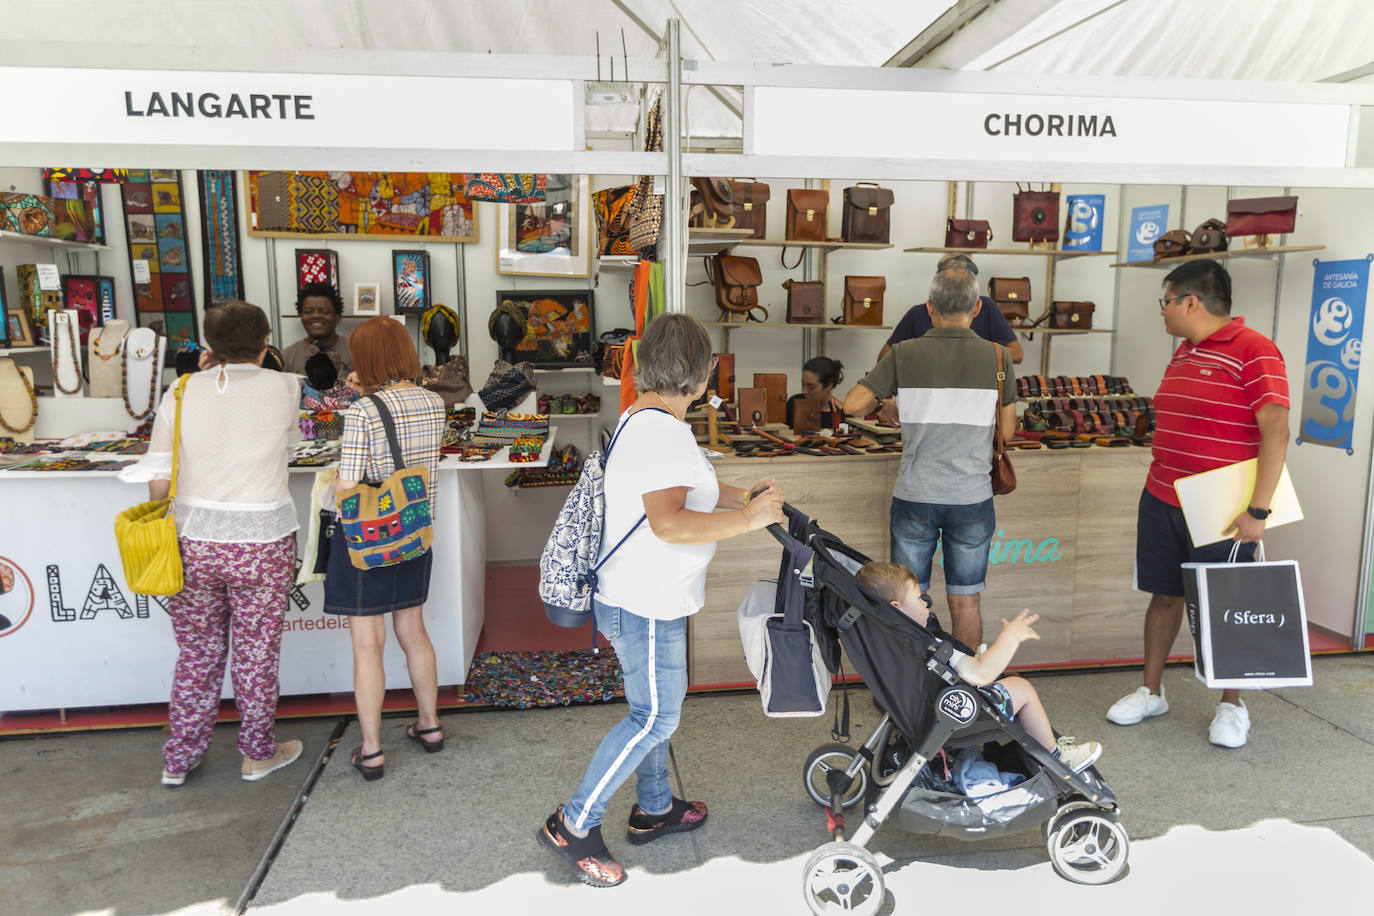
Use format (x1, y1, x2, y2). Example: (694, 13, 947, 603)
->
(322, 524, 433, 616)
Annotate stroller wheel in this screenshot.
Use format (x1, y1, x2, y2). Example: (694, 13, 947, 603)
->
(802, 841, 885, 916)
(803, 743, 868, 810)
(1046, 808, 1130, 885)
(1042, 799, 1098, 843)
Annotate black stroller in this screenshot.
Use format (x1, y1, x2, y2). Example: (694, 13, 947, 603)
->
(765, 508, 1129, 915)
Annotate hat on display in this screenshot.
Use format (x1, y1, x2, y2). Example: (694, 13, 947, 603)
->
(488, 298, 529, 354)
(304, 352, 339, 391)
(422, 303, 461, 364)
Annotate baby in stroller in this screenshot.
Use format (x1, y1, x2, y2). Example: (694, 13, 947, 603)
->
(857, 561, 1101, 773)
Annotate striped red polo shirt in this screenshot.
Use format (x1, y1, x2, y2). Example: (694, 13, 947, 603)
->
(1147, 317, 1289, 506)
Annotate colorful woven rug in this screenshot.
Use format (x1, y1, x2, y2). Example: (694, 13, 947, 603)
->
(463, 649, 624, 709)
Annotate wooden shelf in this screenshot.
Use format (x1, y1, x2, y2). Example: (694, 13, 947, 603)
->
(1109, 244, 1325, 269)
(0, 346, 47, 356)
(687, 228, 755, 256)
(703, 321, 808, 329)
(734, 239, 893, 253)
(905, 246, 1118, 261)
(0, 229, 108, 251)
(817, 324, 894, 332)
(1011, 327, 1115, 335)
(532, 366, 596, 374)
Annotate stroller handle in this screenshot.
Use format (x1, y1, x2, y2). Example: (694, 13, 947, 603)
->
(764, 501, 803, 548)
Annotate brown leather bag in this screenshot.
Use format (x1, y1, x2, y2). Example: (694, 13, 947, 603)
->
(753, 373, 789, 424)
(945, 218, 992, 248)
(786, 189, 829, 242)
(1190, 218, 1228, 252)
(789, 397, 823, 434)
(783, 279, 824, 324)
(1051, 301, 1095, 329)
(689, 353, 736, 408)
(1152, 229, 1191, 261)
(990, 277, 1032, 321)
(1226, 196, 1298, 237)
(1012, 186, 1059, 243)
(840, 276, 885, 325)
(842, 183, 894, 244)
(736, 387, 767, 426)
(731, 180, 770, 239)
(991, 343, 1016, 495)
(708, 253, 767, 321)
(689, 178, 736, 229)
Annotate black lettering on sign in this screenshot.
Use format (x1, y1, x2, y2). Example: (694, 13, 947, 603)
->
(983, 112, 1118, 139)
(81, 564, 135, 620)
(47, 565, 75, 622)
(289, 557, 311, 612)
(123, 91, 317, 120)
(135, 593, 171, 617)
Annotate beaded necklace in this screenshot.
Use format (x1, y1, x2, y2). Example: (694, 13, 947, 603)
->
(0, 361, 38, 434)
(121, 334, 160, 420)
(91, 325, 124, 361)
(50, 314, 83, 395)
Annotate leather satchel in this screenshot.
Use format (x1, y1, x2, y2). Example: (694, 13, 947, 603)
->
(1051, 301, 1095, 329)
(737, 387, 768, 427)
(786, 189, 829, 242)
(753, 373, 789, 425)
(689, 352, 736, 408)
(1226, 196, 1298, 237)
(1012, 186, 1059, 243)
(945, 218, 992, 249)
(708, 253, 767, 321)
(840, 275, 885, 325)
(990, 343, 1016, 495)
(1152, 229, 1192, 261)
(990, 277, 1032, 322)
(689, 177, 736, 229)
(1191, 218, 1228, 253)
(731, 180, 770, 239)
(783, 279, 824, 324)
(842, 183, 894, 244)
(789, 397, 823, 434)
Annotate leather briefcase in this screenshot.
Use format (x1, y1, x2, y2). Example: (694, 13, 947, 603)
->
(842, 183, 894, 244)
(783, 279, 824, 324)
(737, 387, 767, 427)
(945, 218, 992, 248)
(1051, 301, 1095, 329)
(753, 373, 789, 425)
(789, 397, 823, 434)
(1012, 186, 1060, 243)
(1191, 218, 1228, 252)
(689, 353, 736, 408)
(689, 177, 735, 229)
(731, 180, 770, 239)
(786, 189, 829, 242)
(708, 253, 766, 321)
(840, 276, 885, 325)
(1152, 229, 1191, 261)
(990, 277, 1032, 321)
(1226, 196, 1298, 237)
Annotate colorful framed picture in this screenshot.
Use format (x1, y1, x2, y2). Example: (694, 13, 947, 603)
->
(295, 249, 340, 292)
(120, 170, 197, 345)
(354, 282, 380, 316)
(494, 290, 596, 368)
(0, 267, 7, 347)
(44, 177, 104, 245)
(245, 171, 478, 242)
(496, 175, 592, 278)
(60, 274, 110, 343)
(392, 250, 431, 314)
(5, 308, 35, 349)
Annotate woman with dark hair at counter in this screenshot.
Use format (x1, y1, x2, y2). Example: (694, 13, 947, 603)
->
(787, 356, 845, 431)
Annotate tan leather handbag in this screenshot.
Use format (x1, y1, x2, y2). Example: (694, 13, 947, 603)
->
(731, 180, 770, 239)
(840, 276, 885, 325)
(990, 277, 1032, 322)
(708, 253, 767, 322)
(786, 189, 829, 242)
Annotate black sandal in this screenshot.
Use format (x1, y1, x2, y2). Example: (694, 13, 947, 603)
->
(350, 747, 384, 781)
(405, 723, 445, 753)
(537, 806, 626, 887)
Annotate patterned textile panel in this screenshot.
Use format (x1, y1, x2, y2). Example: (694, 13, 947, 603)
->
(289, 173, 340, 234)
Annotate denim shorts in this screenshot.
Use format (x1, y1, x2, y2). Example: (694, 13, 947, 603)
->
(1136, 488, 1255, 597)
(890, 496, 996, 596)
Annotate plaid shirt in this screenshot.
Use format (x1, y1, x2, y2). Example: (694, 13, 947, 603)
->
(339, 385, 447, 516)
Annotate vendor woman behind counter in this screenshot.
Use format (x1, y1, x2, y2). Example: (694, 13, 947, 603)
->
(281, 282, 353, 376)
(787, 357, 845, 431)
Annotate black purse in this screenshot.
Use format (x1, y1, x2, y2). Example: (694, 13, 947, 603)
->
(314, 511, 336, 574)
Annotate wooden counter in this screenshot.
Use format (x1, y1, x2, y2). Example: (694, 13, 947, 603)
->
(697, 446, 1187, 686)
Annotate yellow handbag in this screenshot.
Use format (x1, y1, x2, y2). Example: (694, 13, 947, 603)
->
(114, 374, 189, 595)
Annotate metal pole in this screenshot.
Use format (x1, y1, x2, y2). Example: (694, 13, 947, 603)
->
(265, 237, 280, 346)
(665, 18, 684, 313)
(454, 242, 469, 358)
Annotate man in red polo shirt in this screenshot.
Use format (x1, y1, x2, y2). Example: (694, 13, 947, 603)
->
(1106, 260, 1289, 748)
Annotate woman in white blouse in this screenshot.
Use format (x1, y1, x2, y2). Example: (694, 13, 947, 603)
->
(121, 302, 304, 787)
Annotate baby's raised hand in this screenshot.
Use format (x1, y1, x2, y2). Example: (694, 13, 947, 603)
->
(1000, 609, 1041, 643)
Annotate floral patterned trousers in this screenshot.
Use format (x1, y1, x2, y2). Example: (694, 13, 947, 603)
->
(163, 534, 296, 774)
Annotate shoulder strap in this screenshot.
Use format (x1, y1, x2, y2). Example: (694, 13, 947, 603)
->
(167, 373, 191, 501)
(604, 405, 670, 460)
(593, 406, 674, 573)
(366, 393, 408, 472)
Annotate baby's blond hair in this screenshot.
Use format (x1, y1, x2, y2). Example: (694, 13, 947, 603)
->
(857, 561, 918, 605)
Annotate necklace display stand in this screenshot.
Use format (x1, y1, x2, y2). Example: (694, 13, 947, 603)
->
(48, 309, 85, 399)
(89, 319, 130, 399)
(0, 358, 38, 445)
(120, 327, 166, 423)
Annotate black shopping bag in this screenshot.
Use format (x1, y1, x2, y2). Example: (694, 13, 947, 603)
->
(1183, 551, 1312, 689)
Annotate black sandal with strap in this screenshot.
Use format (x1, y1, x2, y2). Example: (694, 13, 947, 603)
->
(405, 723, 445, 753)
(351, 747, 384, 781)
(537, 806, 626, 887)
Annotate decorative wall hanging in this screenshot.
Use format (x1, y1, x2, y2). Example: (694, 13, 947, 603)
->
(120, 170, 198, 346)
(392, 250, 431, 314)
(196, 170, 245, 305)
(246, 171, 477, 242)
(496, 175, 591, 278)
(295, 249, 341, 293)
(43, 168, 130, 183)
(464, 173, 547, 204)
(60, 275, 109, 343)
(494, 290, 595, 368)
(0, 267, 7, 348)
(43, 179, 102, 244)
(354, 282, 380, 316)
(0, 192, 56, 238)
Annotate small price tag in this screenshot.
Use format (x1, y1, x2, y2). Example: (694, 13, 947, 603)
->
(36, 264, 60, 290)
(132, 260, 151, 283)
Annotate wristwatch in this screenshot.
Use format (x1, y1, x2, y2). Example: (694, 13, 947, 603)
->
(1246, 506, 1272, 520)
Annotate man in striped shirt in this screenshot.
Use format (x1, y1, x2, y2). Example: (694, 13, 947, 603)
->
(1106, 260, 1290, 748)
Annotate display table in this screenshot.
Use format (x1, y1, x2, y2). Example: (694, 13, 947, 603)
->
(0, 433, 556, 713)
(696, 447, 1179, 686)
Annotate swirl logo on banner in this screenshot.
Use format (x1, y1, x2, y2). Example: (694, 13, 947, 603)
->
(1063, 193, 1105, 251)
(1127, 204, 1168, 262)
(1298, 256, 1371, 453)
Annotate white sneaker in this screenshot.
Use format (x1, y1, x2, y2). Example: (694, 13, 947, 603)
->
(1055, 737, 1103, 773)
(1106, 686, 1168, 725)
(1209, 701, 1250, 748)
(161, 756, 202, 787)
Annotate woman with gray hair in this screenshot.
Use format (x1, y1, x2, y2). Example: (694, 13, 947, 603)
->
(538, 313, 785, 887)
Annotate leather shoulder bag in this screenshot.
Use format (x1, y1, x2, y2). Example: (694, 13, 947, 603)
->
(783, 279, 824, 324)
(786, 189, 829, 242)
(989, 276, 1032, 322)
(1012, 185, 1060, 243)
(1190, 218, 1228, 253)
(1050, 301, 1095, 329)
(1226, 196, 1298, 237)
(945, 218, 992, 249)
(689, 177, 736, 229)
(1152, 229, 1192, 261)
(990, 343, 1016, 495)
(708, 253, 767, 322)
(839, 275, 885, 325)
(731, 180, 771, 239)
(841, 183, 894, 244)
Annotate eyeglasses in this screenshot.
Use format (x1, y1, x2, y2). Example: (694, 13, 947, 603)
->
(1158, 294, 1191, 309)
(709, 355, 719, 371)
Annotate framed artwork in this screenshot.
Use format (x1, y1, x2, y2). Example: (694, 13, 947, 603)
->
(354, 283, 380, 316)
(197, 170, 245, 305)
(392, 250, 431, 314)
(5, 309, 35, 348)
(0, 267, 7, 347)
(120, 170, 198, 346)
(295, 249, 340, 293)
(43, 178, 103, 245)
(60, 274, 111, 343)
(245, 171, 478, 242)
(495, 290, 595, 368)
(497, 175, 592, 278)
(95, 276, 116, 324)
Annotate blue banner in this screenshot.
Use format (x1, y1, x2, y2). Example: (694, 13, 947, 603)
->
(1127, 204, 1169, 263)
(1063, 194, 1105, 251)
(1298, 256, 1371, 454)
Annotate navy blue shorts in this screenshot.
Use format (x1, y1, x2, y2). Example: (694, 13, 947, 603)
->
(1135, 488, 1254, 597)
(323, 523, 433, 616)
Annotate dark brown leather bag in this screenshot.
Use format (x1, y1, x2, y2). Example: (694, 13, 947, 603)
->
(689, 178, 735, 228)
(786, 189, 829, 242)
(945, 218, 992, 248)
(1226, 196, 1298, 237)
(737, 387, 767, 427)
(689, 353, 736, 409)
(842, 183, 894, 244)
(783, 279, 824, 324)
(708, 253, 767, 321)
(1051, 301, 1095, 329)
(840, 276, 885, 325)
(753, 373, 789, 425)
(1012, 187, 1059, 243)
(1191, 218, 1228, 252)
(1152, 229, 1191, 261)
(991, 343, 1016, 495)
(789, 397, 823, 434)
(990, 277, 1032, 321)
(731, 180, 770, 239)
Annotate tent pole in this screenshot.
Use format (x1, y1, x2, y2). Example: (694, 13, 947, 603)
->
(665, 18, 684, 314)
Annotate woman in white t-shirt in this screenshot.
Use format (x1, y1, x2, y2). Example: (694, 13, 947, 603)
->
(538, 314, 785, 888)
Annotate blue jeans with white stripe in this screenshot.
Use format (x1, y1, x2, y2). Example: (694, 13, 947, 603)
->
(564, 598, 688, 832)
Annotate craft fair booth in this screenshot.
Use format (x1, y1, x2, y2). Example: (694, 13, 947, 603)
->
(4, 36, 1374, 716)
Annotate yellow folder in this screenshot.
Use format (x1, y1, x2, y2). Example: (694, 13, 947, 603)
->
(1173, 459, 1302, 548)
